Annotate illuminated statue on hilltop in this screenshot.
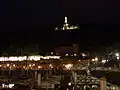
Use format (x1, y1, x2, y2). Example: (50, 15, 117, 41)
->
(55, 16, 80, 31)
(65, 16, 68, 24)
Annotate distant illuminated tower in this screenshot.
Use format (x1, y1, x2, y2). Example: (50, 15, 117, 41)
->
(65, 16, 68, 24)
(55, 16, 80, 31)
(63, 16, 69, 30)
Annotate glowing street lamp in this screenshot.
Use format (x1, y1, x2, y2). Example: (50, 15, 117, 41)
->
(116, 53, 119, 60)
(51, 52, 53, 55)
(29, 64, 32, 67)
(82, 53, 86, 57)
(116, 53, 119, 57)
(95, 57, 98, 62)
(68, 82, 72, 86)
(92, 59, 95, 62)
(38, 66, 42, 69)
(13, 64, 15, 67)
(65, 54, 69, 56)
(7, 64, 10, 67)
(117, 57, 120, 60)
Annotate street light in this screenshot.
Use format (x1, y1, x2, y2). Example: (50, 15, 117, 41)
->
(117, 57, 120, 60)
(92, 59, 95, 62)
(95, 57, 98, 62)
(68, 82, 71, 86)
(116, 53, 119, 57)
(116, 53, 119, 60)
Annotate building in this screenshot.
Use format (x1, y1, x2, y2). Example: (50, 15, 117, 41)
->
(55, 46, 73, 56)
(54, 44, 79, 56)
(55, 16, 80, 31)
(23, 44, 39, 55)
(73, 44, 79, 56)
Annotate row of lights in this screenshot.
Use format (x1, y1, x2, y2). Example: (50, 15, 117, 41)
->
(65, 54, 77, 56)
(91, 57, 98, 62)
(0, 63, 74, 70)
(0, 64, 43, 69)
(91, 53, 120, 64)
(65, 53, 86, 57)
(0, 55, 61, 61)
(51, 52, 86, 57)
(115, 53, 120, 60)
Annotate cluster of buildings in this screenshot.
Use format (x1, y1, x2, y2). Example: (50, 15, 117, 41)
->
(55, 16, 80, 31)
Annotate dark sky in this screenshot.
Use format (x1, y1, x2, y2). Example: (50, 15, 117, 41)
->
(0, 0, 120, 51)
(0, 0, 120, 28)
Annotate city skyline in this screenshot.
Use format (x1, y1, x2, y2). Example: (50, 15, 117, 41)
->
(0, 0, 119, 54)
(0, 0, 120, 90)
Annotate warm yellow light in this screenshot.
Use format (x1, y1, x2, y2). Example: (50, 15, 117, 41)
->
(7, 64, 9, 67)
(29, 64, 32, 67)
(65, 54, 69, 56)
(49, 64, 53, 68)
(82, 53, 86, 57)
(32, 64, 35, 66)
(38, 66, 42, 69)
(74, 54, 77, 56)
(13, 64, 15, 67)
(10, 66, 12, 69)
(65, 64, 73, 70)
(49, 64, 52, 67)
(23, 66, 25, 68)
(92, 59, 95, 62)
(95, 57, 98, 61)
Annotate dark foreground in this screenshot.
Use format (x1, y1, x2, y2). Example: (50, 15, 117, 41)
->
(91, 70, 120, 86)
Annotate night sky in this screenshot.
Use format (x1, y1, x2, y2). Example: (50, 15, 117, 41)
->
(0, 0, 120, 51)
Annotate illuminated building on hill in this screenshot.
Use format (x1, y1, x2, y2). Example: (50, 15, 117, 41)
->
(55, 16, 80, 31)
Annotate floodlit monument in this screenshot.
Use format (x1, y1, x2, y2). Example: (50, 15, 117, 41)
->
(55, 16, 80, 31)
